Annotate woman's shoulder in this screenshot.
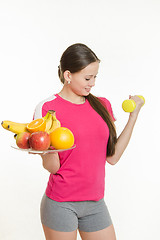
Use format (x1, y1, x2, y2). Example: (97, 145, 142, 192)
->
(98, 96, 116, 121)
(98, 96, 111, 107)
(33, 94, 57, 119)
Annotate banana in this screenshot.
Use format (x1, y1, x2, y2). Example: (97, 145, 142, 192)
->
(1, 110, 61, 135)
(44, 111, 53, 132)
(42, 111, 50, 121)
(47, 110, 61, 134)
(1, 120, 29, 134)
(1, 112, 50, 134)
(14, 134, 17, 139)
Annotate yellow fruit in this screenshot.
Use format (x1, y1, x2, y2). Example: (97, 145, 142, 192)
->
(1, 110, 61, 135)
(44, 112, 53, 132)
(47, 110, 61, 134)
(1, 120, 29, 134)
(50, 127, 74, 149)
(27, 118, 46, 133)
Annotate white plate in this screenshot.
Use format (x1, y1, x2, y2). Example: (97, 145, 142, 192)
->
(11, 143, 76, 154)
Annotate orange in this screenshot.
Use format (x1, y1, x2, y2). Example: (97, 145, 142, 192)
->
(27, 118, 46, 133)
(50, 127, 74, 149)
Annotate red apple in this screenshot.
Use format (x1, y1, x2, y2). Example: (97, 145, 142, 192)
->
(29, 131, 50, 151)
(16, 132, 31, 149)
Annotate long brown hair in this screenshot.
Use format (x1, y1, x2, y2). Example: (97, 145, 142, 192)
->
(58, 43, 117, 156)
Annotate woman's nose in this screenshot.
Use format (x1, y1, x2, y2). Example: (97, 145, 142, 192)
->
(89, 78, 96, 86)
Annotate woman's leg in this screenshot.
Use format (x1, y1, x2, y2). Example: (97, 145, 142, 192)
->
(42, 224, 77, 240)
(77, 198, 116, 240)
(79, 224, 116, 240)
(40, 194, 78, 239)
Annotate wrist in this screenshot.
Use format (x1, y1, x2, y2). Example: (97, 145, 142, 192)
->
(128, 113, 138, 124)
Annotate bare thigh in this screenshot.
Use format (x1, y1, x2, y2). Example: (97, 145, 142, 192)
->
(42, 224, 77, 240)
(79, 224, 116, 240)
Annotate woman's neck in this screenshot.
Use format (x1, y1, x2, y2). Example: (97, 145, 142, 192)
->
(58, 87, 85, 104)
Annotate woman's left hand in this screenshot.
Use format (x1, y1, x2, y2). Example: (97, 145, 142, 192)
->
(129, 95, 145, 118)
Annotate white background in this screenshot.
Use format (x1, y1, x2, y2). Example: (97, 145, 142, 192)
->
(0, 0, 159, 239)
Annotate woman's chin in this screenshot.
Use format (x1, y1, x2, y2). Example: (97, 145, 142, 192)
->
(83, 90, 91, 96)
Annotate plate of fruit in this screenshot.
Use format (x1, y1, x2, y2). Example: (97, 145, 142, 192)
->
(2, 110, 76, 154)
(11, 142, 76, 154)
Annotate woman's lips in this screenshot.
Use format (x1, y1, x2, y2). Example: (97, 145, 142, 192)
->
(85, 88, 91, 92)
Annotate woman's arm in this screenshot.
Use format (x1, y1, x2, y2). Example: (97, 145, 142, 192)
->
(106, 95, 144, 165)
(41, 152, 60, 174)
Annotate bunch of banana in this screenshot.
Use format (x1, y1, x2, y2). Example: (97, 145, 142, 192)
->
(1, 110, 61, 135)
(1, 120, 29, 134)
(44, 110, 61, 134)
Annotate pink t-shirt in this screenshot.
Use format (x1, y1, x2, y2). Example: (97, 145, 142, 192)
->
(33, 94, 115, 202)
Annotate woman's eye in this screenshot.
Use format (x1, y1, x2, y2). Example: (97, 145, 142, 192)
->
(85, 78, 90, 81)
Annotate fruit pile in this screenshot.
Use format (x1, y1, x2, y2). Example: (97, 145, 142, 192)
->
(1, 110, 75, 151)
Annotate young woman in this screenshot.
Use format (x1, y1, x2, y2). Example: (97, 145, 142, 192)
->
(33, 43, 144, 240)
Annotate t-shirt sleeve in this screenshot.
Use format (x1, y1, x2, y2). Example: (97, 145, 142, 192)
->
(33, 102, 48, 120)
(99, 97, 116, 121)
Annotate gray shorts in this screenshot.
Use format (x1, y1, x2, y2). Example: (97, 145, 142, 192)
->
(40, 194, 112, 232)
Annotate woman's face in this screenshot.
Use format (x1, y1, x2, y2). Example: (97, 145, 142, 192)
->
(69, 61, 99, 96)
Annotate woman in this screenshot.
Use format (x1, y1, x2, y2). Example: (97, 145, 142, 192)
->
(33, 43, 144, 240)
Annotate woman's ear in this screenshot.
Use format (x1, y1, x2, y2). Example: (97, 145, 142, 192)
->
(63, 70, 72, 83)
